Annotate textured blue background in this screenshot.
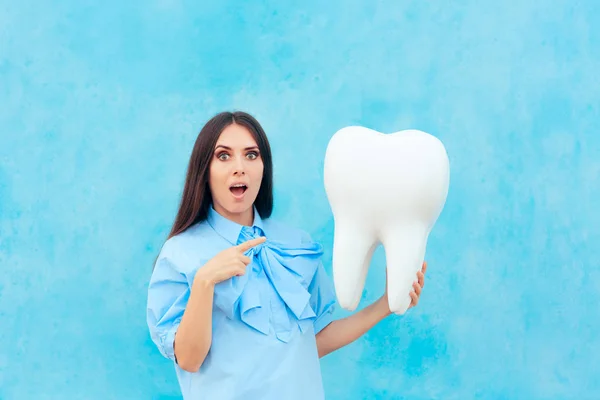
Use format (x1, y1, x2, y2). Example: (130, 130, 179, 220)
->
(1, 1, 599, 399)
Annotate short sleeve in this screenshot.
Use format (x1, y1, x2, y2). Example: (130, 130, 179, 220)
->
(146, 256, 190, 362)
(308, 260, 337, 334)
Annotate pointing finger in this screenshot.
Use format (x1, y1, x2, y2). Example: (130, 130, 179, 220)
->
(236, 236, 267, 252)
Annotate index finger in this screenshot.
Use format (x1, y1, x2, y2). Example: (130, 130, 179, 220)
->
(236, 236, 267, 252)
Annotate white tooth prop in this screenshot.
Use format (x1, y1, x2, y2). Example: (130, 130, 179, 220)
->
(323, 126, 450, 315)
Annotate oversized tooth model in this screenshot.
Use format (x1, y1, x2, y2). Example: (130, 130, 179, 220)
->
(323, 126, 450, 315)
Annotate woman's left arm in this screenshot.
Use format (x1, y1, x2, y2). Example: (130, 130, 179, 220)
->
(316, 262, 427, 358)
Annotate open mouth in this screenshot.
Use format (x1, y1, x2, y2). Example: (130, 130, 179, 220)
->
(230, 184, 248, 196)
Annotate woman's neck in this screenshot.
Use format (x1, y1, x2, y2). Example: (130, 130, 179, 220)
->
(214, 204, 254, 227)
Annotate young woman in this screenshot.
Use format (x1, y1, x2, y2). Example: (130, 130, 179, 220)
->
(147, 111, 427, 399)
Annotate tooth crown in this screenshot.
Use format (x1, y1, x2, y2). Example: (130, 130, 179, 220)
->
(324, 127, 448, 220)
(323, 126, 450, 314)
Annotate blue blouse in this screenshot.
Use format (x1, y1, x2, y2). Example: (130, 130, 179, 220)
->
(146, 206, 337, 399)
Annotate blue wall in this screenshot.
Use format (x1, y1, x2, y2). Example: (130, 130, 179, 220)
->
(1, 1, 598, 398)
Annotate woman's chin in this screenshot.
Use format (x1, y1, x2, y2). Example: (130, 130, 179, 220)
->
(217, 201, 254, 220)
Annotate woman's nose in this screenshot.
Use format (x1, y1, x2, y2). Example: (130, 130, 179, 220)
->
(233, 157, 245, 175)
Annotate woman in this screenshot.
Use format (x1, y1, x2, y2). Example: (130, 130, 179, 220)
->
(147, 111, 426, 399)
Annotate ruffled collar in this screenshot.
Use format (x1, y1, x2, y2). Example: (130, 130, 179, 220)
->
(206, 206, 323, 342)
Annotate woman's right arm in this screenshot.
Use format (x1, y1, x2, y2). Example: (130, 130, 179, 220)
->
(172, 275, 216, 372)
(147, 236, 266, 373)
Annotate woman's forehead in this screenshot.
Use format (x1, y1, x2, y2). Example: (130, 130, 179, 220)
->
(216, 124, 258, 148)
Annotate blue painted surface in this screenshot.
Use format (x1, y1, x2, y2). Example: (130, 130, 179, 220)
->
(1, 1, 599, 398)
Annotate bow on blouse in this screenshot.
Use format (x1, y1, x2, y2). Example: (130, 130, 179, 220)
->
(212, 226, 324, 342)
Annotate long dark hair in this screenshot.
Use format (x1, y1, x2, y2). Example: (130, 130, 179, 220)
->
(167, 111, 273, 239)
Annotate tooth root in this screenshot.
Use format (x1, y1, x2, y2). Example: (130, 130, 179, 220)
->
(332, 219, 378, 311)
(382, 223, 428, 314)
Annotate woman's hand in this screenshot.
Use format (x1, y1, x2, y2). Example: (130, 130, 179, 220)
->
(407, 261, 427, 309)
(194, 236, 266, 286)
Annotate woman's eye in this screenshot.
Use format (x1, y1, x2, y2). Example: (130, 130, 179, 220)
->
(217, 152, 229, 161)
(247, 151, 259, 160)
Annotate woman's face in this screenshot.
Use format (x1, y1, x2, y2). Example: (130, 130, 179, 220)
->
(208, 123, 264, 226)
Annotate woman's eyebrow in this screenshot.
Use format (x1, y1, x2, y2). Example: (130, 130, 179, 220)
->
(214, 144, 259, 150)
